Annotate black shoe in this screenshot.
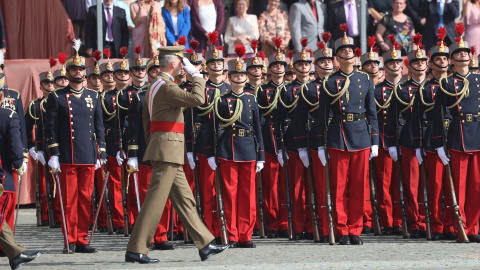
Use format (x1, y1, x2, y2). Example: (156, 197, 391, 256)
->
(198, 240, 229, 261)
(62, 243, 75, 254)
(55, 221, 62, 228)
(419, 230, 427, 238)
(214, 237, 222, 245)
(278, 230, 289, 238)
(468, 235, 480, 243)
(149, 242, 155, 251)
(116, 228, 125, 235)
(383, 227, 393, 235)
(99, 227, 108, 233)
(410, 229, 420, 239)
(319, 235, 329, 243)
(361, 226, 372, 235)
(125, 251, 159, 264)
(443, 232, 457, 240)
(0, 250, 5, 257)
(228, 241, 238, 248)
(154, 241, 174, 250)
(75, 244, 98, 253)
(177, 233, 184, 240)
(252, 229, 260, 237)
(292, 233, 303, 241)
(393, 226, 403, 235)
(338, 235, 350, 245)
(350, 235, 363, 245)
(9, 251, 41, 270)
(238, 241, 256, 248)
(304, 232, 314, 240)
(431, 233, 443, 241)
(168, 233, 178, 241)
(41, 220, 49, 226)
(267, 230, 278, 238)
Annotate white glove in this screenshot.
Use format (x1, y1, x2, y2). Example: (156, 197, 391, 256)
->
(127, 157, 138, 171)
(277, 150, 289, 167)
(369, 145, 379, 160)
(95, 159, 101, 170)
(415, 148, 423, 165)
(208, 157, 217, 170)
(182, 57, 200, 76)
(388, 146, 398, 162)
(187, 152, 195, 170)
(101, 158, 107, 165)
(116, 150, 126, 166)
(37, 151, 46, 166)
(29, 147, 38, 161)
(22, 161, 28, 174)
(298, 148, 310, 168)
(318, 147, 327, 166)
(256, 161, 265, 173)
(48, 156, 61, 172)
(436, 146, 450, 165)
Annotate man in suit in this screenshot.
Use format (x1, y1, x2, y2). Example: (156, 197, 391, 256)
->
(85, 0, 129, 58)
(420, 0, 459, 50)
(326, 0, 368, 49)
(125, 46, 229, 264)
(289, 0, 327, 51)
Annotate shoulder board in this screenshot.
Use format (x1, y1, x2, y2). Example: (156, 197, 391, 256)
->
(357, 71, 371, 80)
(6, 88, 20, 98)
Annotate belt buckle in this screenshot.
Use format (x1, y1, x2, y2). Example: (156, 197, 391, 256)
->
(466, 114, 473, 122)
(238, 129, 245, 137)
(346, 113, 354, 122)
(194, 123, 201, 131)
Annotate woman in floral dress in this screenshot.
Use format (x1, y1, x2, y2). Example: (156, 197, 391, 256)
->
(257, 0, 291, 57)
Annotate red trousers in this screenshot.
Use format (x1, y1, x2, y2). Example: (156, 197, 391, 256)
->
(374, 149, 402, 227)
(449, 150, 480, 235)
(58, 164, 95, 245)
(329, 148, 369, 236)
(425, 151, 453, 234)
(261, 153, 288, 232)
(286, 151, 307, 234)
(401, 147, 425, 232)
(310, 150, 328, 236)
(220, 160, 256, 243)
(106, 156, 125, 229)
(0, 191, 13, 231)
(197, 154, 220, 237)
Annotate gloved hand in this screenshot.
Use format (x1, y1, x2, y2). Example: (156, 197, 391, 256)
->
(298, 148, 310, 168)
(208, 157, 217, 170)
(48, 156, 61, 172)
(116, 150, 126, 166)
(187, 152, 195, 170)
(127, 157, 138, 171)
(318, 147, 327, 166)
(256, 161, 265, 173)
(436, 146, 450, 165)
(22, 161, 28, 175)
(182, 57, 201, 77)
(277, 150, 289, 167)
(101, 158, 107, 165)
(95, 159, 101, 170)
(37, 151, 46, 166)
(369, 145, 379, 160)
(388, 146, 398, 162)
(415, 148, 423, 165)
(29, 147, 38, 161)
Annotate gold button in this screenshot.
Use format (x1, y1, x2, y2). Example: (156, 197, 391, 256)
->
(90, 109, 92, 111)
(69, 108, 72, 110)
(89, 138, 92, 140)
(89, 131, 92, 133)
(68, 101, 71, 103)
(71, 122, 73, 125)
(341, 100, 344, 103)
(384, 116, 387, 119)
(357, 79, 360, 82)
(342, 107, 345, 110)
(359, 92, 362, 95)
(359, 100, 362, 103)
(72, 129, 74, 132)
(359, 106, 362, 109)
(70, 115, 73, 118)
(249, 117, 252, 119)
(248, 99, 251, 102)
(72, 137, 75, 139)
(90, 116, 92, 118)
(359, 85, 362, 88)
(89, 123, 91, 126)
(459, 106, 462, 109)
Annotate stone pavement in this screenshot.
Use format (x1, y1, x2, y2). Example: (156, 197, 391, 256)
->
(1, 208, 480, 269)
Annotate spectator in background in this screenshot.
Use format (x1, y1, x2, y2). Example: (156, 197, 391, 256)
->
(404, 0, 426, 33)
(420, 0, 459, 50)
(190, 0, 225, 51)
(0, 7, 6, 55)
(131, 0, 158, 58)
(162, 0, 191, 47)
(62, 0, 87, 43)
(290, 0, 326, 52)
(376, 0, 415, 54)
(326, 0, 368, 49)
(463, 0, 480, 52)
(224, 0, 259, 57)
(258, 0, 291, 56)
(367, 0, 392, 35)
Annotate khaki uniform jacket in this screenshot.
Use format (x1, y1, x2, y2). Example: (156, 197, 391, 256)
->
(142, 72, 206, 165)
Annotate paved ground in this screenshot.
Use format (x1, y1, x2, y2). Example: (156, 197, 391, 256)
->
(2, 208, 480, 269)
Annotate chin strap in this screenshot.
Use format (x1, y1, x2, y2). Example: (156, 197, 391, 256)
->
(231, 79, 247, 85)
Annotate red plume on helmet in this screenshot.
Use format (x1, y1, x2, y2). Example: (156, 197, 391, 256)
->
(387, 34, 396, 46)
(177, 36, 187, 46)
(103, 48, 111, 59)
(367, 36, 376, 51)
(273, 37, 283, 51)
(300, 37, 308, 48)
(287, 50, 294, 60)
(235, 44, 246, 59)
(455, 22, 465, 37)
(373, 46, 380, 53)
(403, 58, 409, 67)
(208, 31, 219, 46)
(257, 51, 265, 61)
(93, 50, 102, 62)
(437, 27, 447, 42)
(190, 39, 199, 51)
(120, 46, 128, 58)
(49, 57, 57, 69)
(134, 46, 142, 55)
(250, 39, 259, 53)
(354, 48, 362, 57)
(339, 23, 348, 34)
(412, 34, 423, 47)
(185, 48, 194, 53)
(471, 46, 476, 56)
(58, 52, 67, 65)
(321, 32, 332, 43)
(317, 41, 325, 50)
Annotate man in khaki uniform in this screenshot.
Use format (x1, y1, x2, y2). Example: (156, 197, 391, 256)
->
(125, 46, 229, 264)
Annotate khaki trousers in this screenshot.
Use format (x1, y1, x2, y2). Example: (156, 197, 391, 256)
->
(0, 223, 26, 259)
(127, 161, 214, 254)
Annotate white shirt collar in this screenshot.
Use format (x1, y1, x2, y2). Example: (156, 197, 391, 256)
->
(159, 71, 175, 82)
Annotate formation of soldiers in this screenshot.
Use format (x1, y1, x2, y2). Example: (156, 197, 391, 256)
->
(1, 21, 480, 262)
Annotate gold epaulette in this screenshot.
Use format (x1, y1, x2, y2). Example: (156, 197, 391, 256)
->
(6, 88, 20, 99)
(357, 71, 371, 80)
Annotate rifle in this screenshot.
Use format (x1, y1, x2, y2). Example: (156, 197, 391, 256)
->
(33, 106, 42, 226)
(89, 170, 111, 243)
(118, 111, 129, 236)
(41, 107, 55, 228)
(213, 112, 228, 245)
(255, 138, 265, 238)
(191, 108, 203, 219)
(279, 119, 294, 240)
(395, 108, 410, 239)
(103, 163, 115, 234)
(440, 106, 469, 243)
(418, 111, 432, 240)
(367, 124, 381, 236)
(323, 125, 335, 245)
(305, 119, 321, 242)
(51, 170, 72, 253)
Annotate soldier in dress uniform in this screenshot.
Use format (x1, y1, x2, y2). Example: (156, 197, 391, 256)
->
(469, 47, 478, 73)
(54, 52, 69, 89)
(87, 50, 103, 92)
(372, 35, 404, 236)
(147, 57, 160, 82)
(411, 27, 455, 241)
(255, 38, 289, 239)
(245, 40, 264, 95)
(387, 34, 428, 239)
(0, 107, 41, 269)
(206, 44, 265, 248)
(432, 23, 480, 243)
(113, 47, 132, 92)
(125, 45, 228, 264)
(317, 24, 379, 245)
(284, 51, 296, 83)
(276, 38, 312, 241)
(294, 33, 335, 242)
(46, 44, 107, 253)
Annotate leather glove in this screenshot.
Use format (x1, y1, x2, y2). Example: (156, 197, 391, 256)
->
(207, 157, 217, 171)
(127, 157, 138, 171)
(298, 148, 310, 168)
(48, 156, 61, 172)
(436, 146, 450, 165)
(37, 151, 46, 166)
(116, 150, 126, 166)
(101, 158, 107, 165)
(415, 148, 423, 165)
(182, 57, 201, 77)
(318, 147, 327, 166)
(29, 147, 38, 161)
(187, 152, 195, 170)
(95, 159, 101, 170)
(369, 145, 379, 160)
(256, 161, 265, 173)
(388, 146, 398, 162)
